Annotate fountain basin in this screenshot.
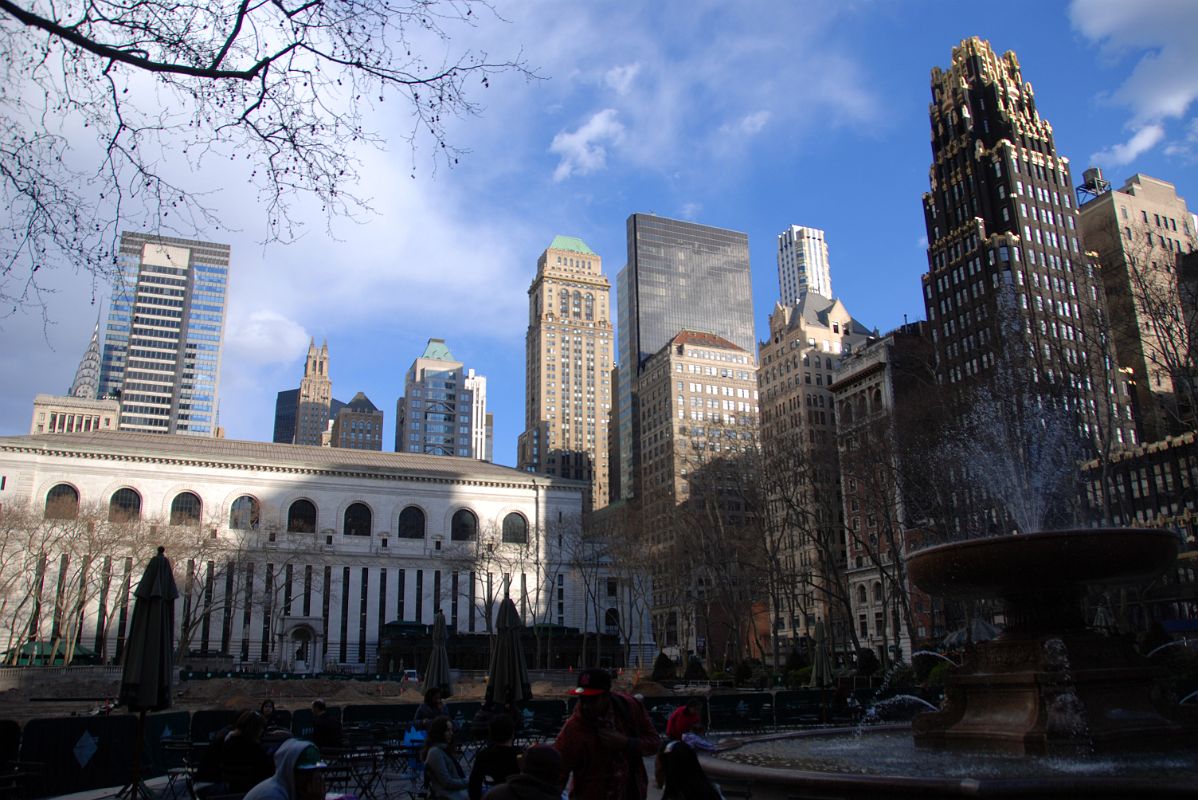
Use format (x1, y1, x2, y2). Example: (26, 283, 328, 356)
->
(905, 528, 1192, 755)
(704, 727, 1198, 799)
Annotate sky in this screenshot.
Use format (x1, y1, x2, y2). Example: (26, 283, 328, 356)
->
(2, 0, 1197, 468)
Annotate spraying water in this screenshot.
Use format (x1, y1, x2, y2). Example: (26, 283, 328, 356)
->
(911, 650, 961, 667)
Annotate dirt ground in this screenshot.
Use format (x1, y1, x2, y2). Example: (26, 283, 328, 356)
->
(0, 671, 664, 722)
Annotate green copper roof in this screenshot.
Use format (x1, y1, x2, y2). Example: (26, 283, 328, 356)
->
(421, 338, 456, 361)
(549, 235, 596, 256)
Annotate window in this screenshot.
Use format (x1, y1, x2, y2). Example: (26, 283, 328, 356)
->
(109, 488, 142, 523)
(287, 499, 317, 533)
(229, 495, 260, 530)
(45, 483, 79, 520)
(170, 492, 202, 526)
(502, 512, 528, 544)
(451, 509, 478, 541)
(343, 503, 372, 536)
(398, 506, 425, 539)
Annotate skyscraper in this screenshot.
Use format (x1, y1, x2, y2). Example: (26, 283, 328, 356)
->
(921, 39, 1123, 440)
(98, 232, 230, 436)
(777, 225, 832, 302)
(296, 339, 333, 446)
(395, 339, 489, 459)
(616, 214, 754, 501)
(517, 236, 614, 509)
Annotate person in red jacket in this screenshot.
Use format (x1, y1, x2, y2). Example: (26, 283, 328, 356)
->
(664, 699, 704, 741)
(554, 668, 660, 800)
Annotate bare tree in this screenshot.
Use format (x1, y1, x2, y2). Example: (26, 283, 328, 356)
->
(1, 0, 535, 313)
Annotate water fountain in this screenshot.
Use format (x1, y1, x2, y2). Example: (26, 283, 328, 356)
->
(703, 528, 1198, 798)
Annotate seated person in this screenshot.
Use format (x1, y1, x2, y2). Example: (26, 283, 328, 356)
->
(414, 687, 444, 731)
(244, 739, 327, 800)
(484, 745, 563, 800)
(468, 715, 521, 800)
(665, 699, 704, 741)
(310, 699, 343, 752)
(220, 710, 275, 792)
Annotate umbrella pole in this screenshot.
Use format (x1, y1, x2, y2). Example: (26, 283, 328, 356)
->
(114, 710, 152, 800)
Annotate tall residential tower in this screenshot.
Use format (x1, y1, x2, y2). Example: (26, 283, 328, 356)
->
(395, 339, 490, 460)
(517, 236, 614, 510)
(777, 225, 832, 302)
(98, 233, 230, 436)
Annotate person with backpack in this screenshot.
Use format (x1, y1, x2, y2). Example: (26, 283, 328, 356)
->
(554, 668, 660, 800)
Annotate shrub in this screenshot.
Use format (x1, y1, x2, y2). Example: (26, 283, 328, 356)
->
(651, 652, 676, 682)
(784, 649, 808, 673)
(733, 661, 753, 686)
(683, 655, 708, 681)
(787, 667, 812, 688)
(925, 661, 952, 689)
(855, 648, 880, 677)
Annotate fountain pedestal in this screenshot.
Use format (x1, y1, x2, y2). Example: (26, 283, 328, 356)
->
(908, 529, 1194, 755)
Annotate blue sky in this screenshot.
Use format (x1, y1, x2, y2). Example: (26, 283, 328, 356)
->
(3, 0, 1197, 467)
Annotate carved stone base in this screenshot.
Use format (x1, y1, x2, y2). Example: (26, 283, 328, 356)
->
(914, 632, 1193, 755)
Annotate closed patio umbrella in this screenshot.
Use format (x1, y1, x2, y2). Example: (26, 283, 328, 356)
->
(942, 617, 1001, 649)
(485, 597, 531, 706)
(808, 620, 834, 689)
(117, 547, 179, 800)
(423, 609, 453, 699)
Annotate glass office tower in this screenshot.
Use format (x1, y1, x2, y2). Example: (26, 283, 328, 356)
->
(98, 232, 230, 436)
(616, 214, 755, 499)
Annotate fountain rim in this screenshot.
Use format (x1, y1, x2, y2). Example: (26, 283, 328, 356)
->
(905, 527, 1181, 599)
(704, 726, 1198, 797)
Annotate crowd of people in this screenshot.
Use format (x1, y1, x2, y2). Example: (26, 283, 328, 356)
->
(206, 668, 726, 800)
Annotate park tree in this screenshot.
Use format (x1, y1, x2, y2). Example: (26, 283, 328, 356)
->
(1, 0, 534, 313)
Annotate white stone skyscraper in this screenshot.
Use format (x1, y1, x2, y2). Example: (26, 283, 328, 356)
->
(395, 339, 490, 460)
(777, 225, 832, 302)
(97, 233, 230, 436)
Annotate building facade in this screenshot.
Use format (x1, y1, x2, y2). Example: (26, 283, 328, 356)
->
(1078, 173, 1198, 440)
(756, 293, 875, 658)
(636, 331, 759, 662)
(97, 233, 230, 436)
(777, 225, 833, 303)
(830, 323, 939, 662)
(616, 215, 755, 502)
(517, 236, 614, 510)
(395, 340, 489, 460)
(330, 392, 384, 451)
(30, 394, 121, 434)
(0, 432, 647, 670)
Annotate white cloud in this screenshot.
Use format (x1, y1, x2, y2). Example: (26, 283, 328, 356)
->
(737, 110, 771, 136)
(549, 109, 625, 181)
(604, 63, 641, 96)
(1071, 0, 1198, 161)
(224, 310, 310, 366)
(679, 202, 702, 220)
(1091, 124, 1167, 167)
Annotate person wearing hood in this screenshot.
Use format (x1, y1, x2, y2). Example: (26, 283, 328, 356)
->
(483, 745, 564, 800)
(244, 739, 327, 800)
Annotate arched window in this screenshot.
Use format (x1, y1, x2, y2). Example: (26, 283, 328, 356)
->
(502, 513, 528, 544)
(229, 496, 260, 530)
(398, 506, 426, 539)
(604, 608, 620, 633)
(109, 488, 142, 523)
(857, 585, 868, 605)
(170, 492, 202, 526)
(872, 388, 883, 411)
(343, 503, 372, 536)
(841, 401, 854, 424)
(559, 289, 569, 315)
(572, 290, 582, 317)
(584, 293, 594, 321)
(287, 499, 317, 533)
(873, 581, 883, 603)
(451, 509, 478, 541)
(45, 484, 79, 520)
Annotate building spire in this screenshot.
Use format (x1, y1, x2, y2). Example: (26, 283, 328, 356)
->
(69, 309, 103, 399)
